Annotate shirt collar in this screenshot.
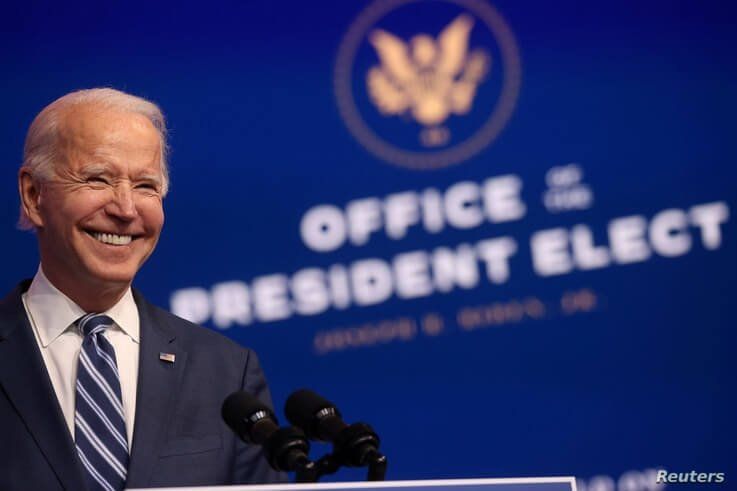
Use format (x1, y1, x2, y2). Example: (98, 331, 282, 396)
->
(25, 265, 141, 347)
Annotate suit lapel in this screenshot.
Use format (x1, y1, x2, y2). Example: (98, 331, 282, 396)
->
(0, 282, 87, 491)
(126, 290, 188, 487)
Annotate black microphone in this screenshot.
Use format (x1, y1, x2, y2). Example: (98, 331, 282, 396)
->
(285, 389, 384, 470)
(222, 391, 312, 473)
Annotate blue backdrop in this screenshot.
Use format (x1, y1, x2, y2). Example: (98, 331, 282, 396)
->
(2, 1, 735, 489)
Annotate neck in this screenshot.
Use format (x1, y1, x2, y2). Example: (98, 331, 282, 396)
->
(41, 266, 130, 313)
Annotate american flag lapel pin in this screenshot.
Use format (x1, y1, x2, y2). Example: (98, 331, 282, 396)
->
(159, 352, 176, 363)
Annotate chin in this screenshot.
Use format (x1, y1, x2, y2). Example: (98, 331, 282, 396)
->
(84, 264, 140, 286)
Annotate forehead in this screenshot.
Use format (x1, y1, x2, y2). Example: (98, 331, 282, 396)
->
(57, 103, 161, 171)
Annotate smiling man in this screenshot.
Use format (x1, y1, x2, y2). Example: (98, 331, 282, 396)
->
(0, 89, 284, 490)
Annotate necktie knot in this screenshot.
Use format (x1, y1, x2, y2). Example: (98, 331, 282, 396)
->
(76, 313, 115, 338)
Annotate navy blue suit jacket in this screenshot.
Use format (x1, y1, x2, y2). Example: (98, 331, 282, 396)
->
(0, 280, 285, 489)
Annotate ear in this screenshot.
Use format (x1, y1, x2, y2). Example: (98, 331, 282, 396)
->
(18, 169, 45, 228)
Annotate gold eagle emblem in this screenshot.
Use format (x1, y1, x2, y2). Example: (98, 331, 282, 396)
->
(367, 13, 490, 145)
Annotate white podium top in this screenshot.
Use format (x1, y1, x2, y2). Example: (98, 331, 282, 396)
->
(129, 476, 577, 491)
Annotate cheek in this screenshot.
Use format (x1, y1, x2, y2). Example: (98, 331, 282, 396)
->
(41, 191, 102, 229)
(140, 201, 165, 232)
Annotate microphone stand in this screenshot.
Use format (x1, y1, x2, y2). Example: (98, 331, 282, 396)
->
(365, 451, 388, 481)
(297, 422, 388, 482)
(303, 450, 386, 482)
(294, 459, 319, 483)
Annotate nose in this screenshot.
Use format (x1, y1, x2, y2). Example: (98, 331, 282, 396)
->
(105, 182, 138, 221)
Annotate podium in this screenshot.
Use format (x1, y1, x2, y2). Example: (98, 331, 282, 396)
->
(129, 477, 576, 491)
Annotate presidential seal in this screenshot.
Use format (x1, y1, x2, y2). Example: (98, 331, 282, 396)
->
(335, 0, 522, 170)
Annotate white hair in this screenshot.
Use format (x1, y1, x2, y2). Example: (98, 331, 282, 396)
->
(18, 87, 169, 230)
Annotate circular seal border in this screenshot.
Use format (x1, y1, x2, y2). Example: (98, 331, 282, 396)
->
(335, 0, 522, 170)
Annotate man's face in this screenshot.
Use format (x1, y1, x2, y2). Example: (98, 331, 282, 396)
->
(32, 105, 165, 293)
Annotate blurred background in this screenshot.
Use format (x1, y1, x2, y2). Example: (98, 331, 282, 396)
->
(2, 1, 735, 489)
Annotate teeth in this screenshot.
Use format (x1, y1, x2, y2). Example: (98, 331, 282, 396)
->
(91, 232, 133, 245)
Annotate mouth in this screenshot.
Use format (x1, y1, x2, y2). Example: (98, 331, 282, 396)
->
(84, 230, 138, 246)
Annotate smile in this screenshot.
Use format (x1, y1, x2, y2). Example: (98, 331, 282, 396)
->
(86, 231, 134, 246)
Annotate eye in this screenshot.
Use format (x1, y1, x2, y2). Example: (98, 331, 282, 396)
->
(87, 176, 110, 185)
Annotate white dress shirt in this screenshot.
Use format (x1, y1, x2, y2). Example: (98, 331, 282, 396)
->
(21, 266, 140, 448)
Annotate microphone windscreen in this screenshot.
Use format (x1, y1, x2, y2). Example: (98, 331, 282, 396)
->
(222, 390, 274, 441)
(285, 389, 338, 434)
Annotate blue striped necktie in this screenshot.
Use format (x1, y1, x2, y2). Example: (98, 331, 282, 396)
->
(74, 314, 129, 491)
